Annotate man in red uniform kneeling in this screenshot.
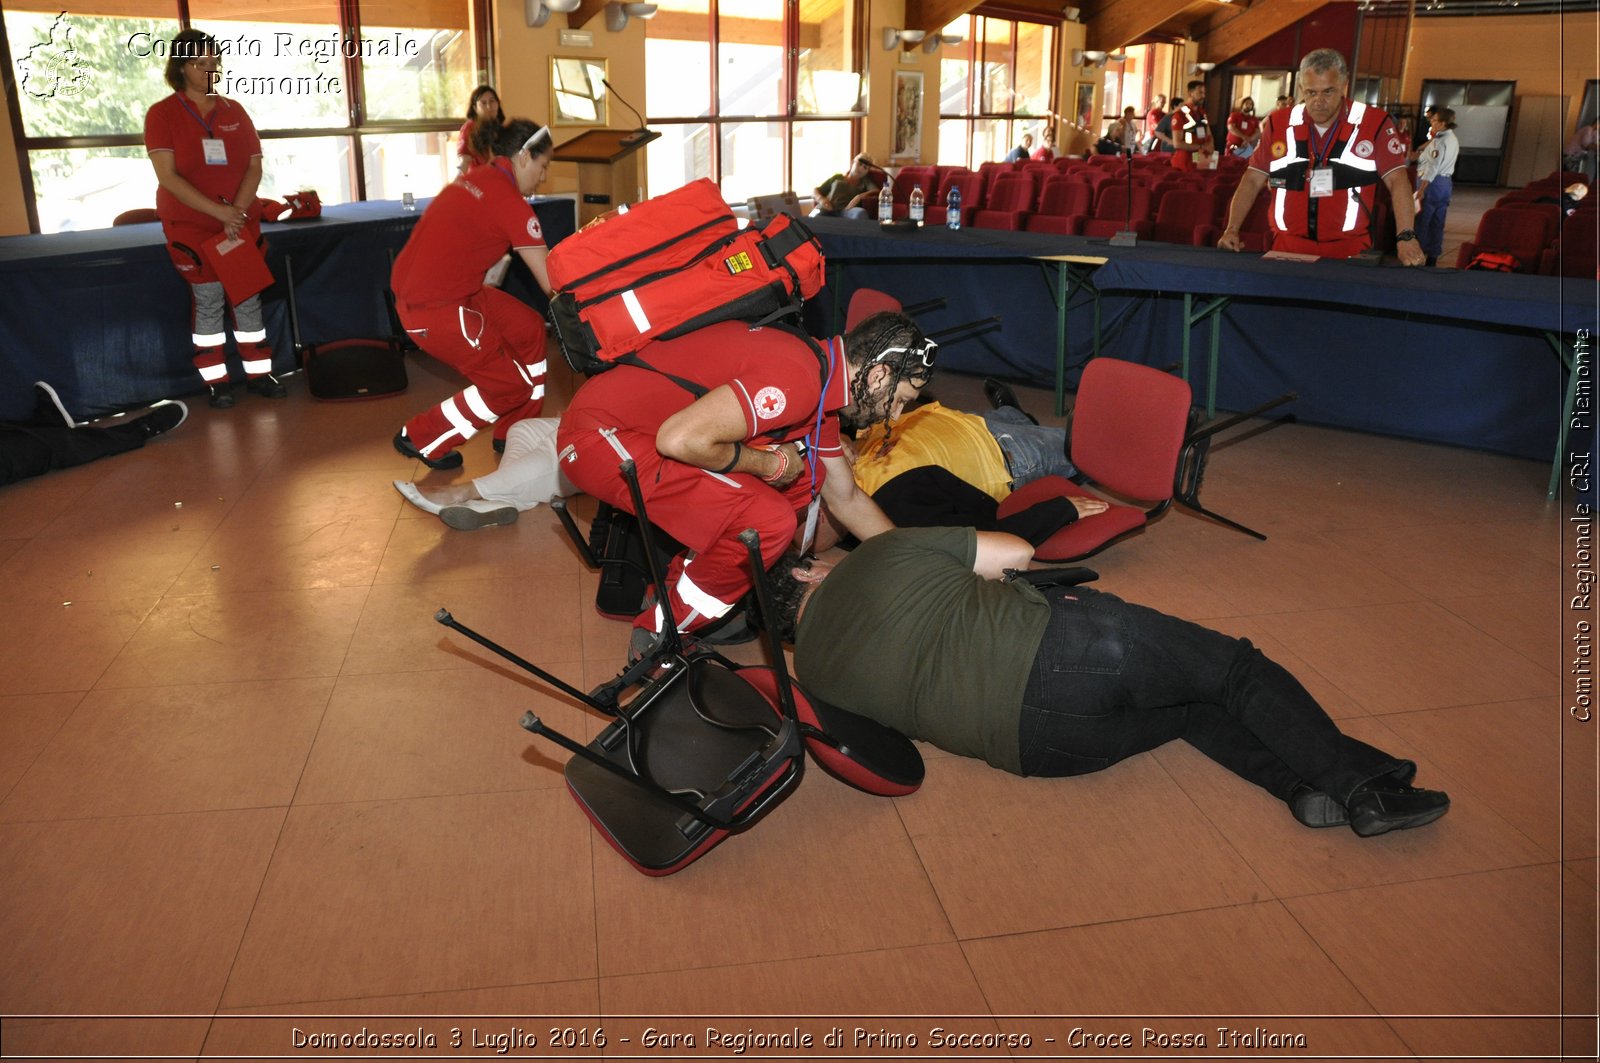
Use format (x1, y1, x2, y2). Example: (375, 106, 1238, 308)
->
(556, 312, 934, 657)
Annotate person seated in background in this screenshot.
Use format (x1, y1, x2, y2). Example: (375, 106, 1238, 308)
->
(1005, 132, 1034, 163)
(810, 152, 881, 219)
(2, 382, 187, 487)
(773, 526, 1453, 839)
(1097, 107, 1141, 155)
(392, 417, 578, 530)
(458, 85, 508, 174)
(1030, 127, 1058, 161)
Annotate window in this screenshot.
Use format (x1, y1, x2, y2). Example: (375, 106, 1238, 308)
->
(936, 14, 1057, 170)
(2, 0, 487, 232)
(643, 0, 864, 201)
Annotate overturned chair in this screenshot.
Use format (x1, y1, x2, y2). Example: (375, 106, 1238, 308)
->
(437, 459, 923, 876)
(1001, 357, 1296, 562)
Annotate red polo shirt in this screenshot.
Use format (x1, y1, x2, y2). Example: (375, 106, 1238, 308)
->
(564, 320, 847, 459)
(144, 93, 261, 227)
(390, 159, 544, 306)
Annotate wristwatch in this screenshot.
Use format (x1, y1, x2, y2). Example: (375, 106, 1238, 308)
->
(1395, 229, 1417, 242)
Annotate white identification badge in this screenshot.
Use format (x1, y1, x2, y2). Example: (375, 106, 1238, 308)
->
(1309, 167, 1334, 197)
(799, 497, 820, 555)
(202, 138, 228, 165)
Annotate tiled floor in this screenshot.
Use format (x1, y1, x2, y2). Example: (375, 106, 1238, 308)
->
(1, 190, 1592, 1060)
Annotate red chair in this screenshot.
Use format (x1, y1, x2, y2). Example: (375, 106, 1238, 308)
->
(112, 208, 159, 226)
(1076, 184, 1153, 239)
(998, 360, 1187, 562)
(1025, 178, 1094, 235)
(927, 171, 981, 226)
(1456, 206, 1559, 272)
(1151, 189, 1219, 246)
(890, 166, 938, 220)
(997, 358, 1290, 561)
(1540, 211, 1599, 277)
(1234, 190, 1273, 252)
(971, 174, 1035, 230)
(846, 288, 904, 330)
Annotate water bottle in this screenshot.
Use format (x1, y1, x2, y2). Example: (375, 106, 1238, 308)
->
(909, 184, 925, 226)
(946, 184, 962, 231)
(877, 185, 894, 225)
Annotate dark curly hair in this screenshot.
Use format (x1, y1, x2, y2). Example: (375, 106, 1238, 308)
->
(841, 310, 936, 433)
(471, 118, 553, 163)
(755, 554, 815, 645)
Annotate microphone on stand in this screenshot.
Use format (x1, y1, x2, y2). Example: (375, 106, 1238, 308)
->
(1111, 142, 1138, 247)
(602, 79, 650, 142)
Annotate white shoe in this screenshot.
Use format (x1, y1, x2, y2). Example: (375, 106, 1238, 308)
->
(392, 479, 444, 515)
(440, 499, 519, 531)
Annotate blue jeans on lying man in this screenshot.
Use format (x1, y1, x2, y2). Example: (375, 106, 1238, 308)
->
(1017, 584, 1412, 802)
(979, 406, 1080, 487)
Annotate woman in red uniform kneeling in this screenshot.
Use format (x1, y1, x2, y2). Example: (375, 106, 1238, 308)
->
(144, 28, 285, 409)
(391, 119, 555, 470)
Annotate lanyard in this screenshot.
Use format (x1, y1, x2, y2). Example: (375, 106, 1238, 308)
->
(804, 336, 837, 494)
(176, 93, 218, 137)
(1305, 101, 1348, 167)
(488, 158, 520, 192)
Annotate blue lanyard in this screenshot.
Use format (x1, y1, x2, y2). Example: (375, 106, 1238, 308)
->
(488, 158, 519, 191)
(1306, 102, 1348, 167)
(804, 336, 837, 494)
(176, 93, 217, 137)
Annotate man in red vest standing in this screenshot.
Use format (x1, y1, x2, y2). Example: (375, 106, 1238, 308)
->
(1218, 49, 1424, 264)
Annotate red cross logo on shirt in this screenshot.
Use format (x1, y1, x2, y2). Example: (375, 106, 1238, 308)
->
(752, 386, 787, 420)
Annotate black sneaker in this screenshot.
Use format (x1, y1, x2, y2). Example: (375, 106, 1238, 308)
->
(246, 374, 288, 399)
(135, 400, 188, 439)
(1288, 782, 1349, 829)
(31, 381, 83, 427)
(393, 431, 463, 470)
(696, 609, 759, 646)
(1348, 783, 1451, 837)
(208, 385, 236, 409)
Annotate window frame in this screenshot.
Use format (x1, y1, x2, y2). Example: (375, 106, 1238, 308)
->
(935, 9, 1061, 171)
(643, 0, 867, 200)
(0, 0, 494, 233)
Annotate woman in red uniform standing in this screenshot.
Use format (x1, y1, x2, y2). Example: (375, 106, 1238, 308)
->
(457, 85, 507, 175)
(391, 118, 554, 470)
(144, 28, 286, 409)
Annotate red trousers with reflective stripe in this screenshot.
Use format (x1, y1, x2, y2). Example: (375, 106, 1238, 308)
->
(397, 287, 547, 457)
(556, 420, 813, 634)
(163, 219, 272, 385)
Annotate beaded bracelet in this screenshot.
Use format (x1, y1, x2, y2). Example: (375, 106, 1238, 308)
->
(760, 444, 790, 485)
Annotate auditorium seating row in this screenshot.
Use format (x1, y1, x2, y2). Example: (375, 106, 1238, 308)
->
(1460, 171, 1596, 276)
(869, 159, 1254, 246)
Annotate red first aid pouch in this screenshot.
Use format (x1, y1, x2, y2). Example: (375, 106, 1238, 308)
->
(546, 178, 826, 375)
(200, 231, 274, 304)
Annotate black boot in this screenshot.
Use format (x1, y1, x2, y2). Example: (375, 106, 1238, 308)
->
(246, 374, 288, 399)
(208, 385, 236, 409)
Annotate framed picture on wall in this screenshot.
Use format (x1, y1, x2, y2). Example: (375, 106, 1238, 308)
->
(1074, 80, 1097, 131)
(892, 70, 924, 160)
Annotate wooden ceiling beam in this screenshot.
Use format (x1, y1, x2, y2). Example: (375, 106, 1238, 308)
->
(566, 0, 609, 31)
(1085, 0, 1200, 50)
(1197, 0, 1329, 63)
(904, 0, 983, 37)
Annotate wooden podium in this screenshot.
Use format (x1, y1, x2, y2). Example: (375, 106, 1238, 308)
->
(552, 128, 662, 226)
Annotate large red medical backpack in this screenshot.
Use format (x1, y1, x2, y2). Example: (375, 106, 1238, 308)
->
(546, 178, 825, 375)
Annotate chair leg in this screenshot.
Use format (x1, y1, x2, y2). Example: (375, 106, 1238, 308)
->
(1176, 497, 1269, 540)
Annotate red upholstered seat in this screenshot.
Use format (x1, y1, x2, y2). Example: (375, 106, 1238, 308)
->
(926, 171, 981, 226)
(1077, 183, 1153, 239)
(972, 173, 1035, 230)
(1541, 211, 1599, 277)
(846, 288, 903, 330)
(1456, 206, 1559, 272)
(890, 166, 938, 220)
(1025, 177, 1093, 234)
(996, 359, 1195, 561)
(112, 208, 159, 226)
(1151, 189, 1220, 246)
